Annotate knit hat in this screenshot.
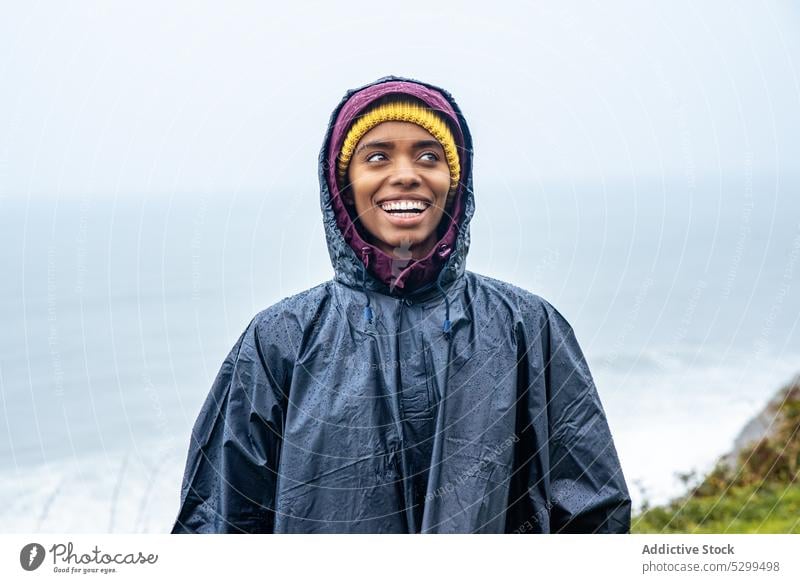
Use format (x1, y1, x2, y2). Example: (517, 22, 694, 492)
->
(336, 95, 461, 206)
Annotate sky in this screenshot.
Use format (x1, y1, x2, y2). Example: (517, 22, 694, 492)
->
(1, 0, 799, 201)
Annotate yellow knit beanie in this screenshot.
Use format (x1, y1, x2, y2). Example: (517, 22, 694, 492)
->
(337, 98, 461, 201)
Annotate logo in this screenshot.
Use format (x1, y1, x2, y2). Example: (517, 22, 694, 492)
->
(389, 239, 413, 291)
(20, 543, 46, 571)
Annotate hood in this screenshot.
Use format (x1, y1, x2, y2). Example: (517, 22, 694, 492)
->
(318, 75, 475, 299)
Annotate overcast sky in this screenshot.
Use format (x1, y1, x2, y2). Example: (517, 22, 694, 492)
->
(1, 0, 798, 200)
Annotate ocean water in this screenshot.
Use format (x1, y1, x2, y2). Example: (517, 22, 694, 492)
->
(1, 173, 798, 532)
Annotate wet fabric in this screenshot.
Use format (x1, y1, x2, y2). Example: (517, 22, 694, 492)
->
(171, 75, 632, 534)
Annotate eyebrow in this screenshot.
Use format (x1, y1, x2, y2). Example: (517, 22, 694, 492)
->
(355, 139, 443, 155)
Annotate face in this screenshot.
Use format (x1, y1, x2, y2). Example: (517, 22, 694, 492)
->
(344, 121, 452, 260)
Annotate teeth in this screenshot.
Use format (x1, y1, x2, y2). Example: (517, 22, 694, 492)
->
(379, 200, 428, 212)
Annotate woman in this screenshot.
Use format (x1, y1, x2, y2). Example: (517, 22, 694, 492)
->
(171, 75, 631, 533)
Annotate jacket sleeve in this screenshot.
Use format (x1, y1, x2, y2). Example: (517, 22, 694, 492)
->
(171, 314, 287, 533)
(540, 300, 631, 533)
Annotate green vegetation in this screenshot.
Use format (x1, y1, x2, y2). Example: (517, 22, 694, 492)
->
(633, 378, 800, 533)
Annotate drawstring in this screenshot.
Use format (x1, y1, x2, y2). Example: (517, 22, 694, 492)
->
(359, 244, 453, 338)
(360, 247, 373, 324)
(436, 266, 451, 338)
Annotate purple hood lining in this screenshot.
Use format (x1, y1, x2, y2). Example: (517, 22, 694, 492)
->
(325, 80, 467, 294)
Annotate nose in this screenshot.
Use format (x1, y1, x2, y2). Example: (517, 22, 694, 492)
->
(389, 159, 422, 189)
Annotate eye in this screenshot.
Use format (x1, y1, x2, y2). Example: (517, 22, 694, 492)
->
(419, 151, 440, 162)
(366, 152, 388, 163)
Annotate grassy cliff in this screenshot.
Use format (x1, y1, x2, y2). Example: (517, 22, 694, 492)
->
(633, 375, 800, 533)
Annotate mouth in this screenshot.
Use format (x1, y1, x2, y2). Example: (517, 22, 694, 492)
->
(375, 198, 431, 224)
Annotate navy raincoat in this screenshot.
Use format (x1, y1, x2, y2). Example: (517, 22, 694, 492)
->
(171, 76, 631, 534)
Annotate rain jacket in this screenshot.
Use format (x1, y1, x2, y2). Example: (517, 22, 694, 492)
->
(171, 76, 631, 534)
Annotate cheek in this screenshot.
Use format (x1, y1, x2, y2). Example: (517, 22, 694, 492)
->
(348, 169, 379, 207)
(428, 168, 452, 197)
(427, 206, 447, 225)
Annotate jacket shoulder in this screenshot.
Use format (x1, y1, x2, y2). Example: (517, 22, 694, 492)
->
(464, 271, 558, 321)
(247, 281, 333, 349)
(252, 281, 331, 323)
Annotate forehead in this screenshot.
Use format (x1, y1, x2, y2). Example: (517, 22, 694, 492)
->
(358, 121, 439, 145)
